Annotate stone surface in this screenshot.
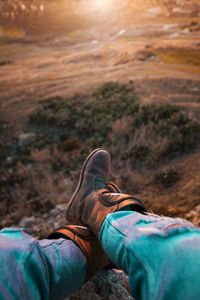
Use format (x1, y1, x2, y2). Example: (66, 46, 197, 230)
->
(66, 269, 134, 300)
(18, 132, 37, 146)
(185, 205, 200, 227)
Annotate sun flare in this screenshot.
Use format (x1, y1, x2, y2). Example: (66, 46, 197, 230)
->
(92, 0, 113, 11)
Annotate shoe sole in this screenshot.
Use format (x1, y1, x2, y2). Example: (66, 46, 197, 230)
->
(66, 148, 105, 220)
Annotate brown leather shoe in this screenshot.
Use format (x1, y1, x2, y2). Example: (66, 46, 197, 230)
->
(48, 225, 109, 280)
(66, 148, 110, 225)
(66, 149, 147, 237)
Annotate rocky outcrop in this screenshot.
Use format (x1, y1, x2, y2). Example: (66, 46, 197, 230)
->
(67, 269, 134, 300)
(18, 132, 36, 146)
(185, 205, 200, 227)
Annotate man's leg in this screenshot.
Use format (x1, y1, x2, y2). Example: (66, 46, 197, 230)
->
(99, 211, 200, 300)
(0, 228, 87, 300)
(64, 148, 200, 299)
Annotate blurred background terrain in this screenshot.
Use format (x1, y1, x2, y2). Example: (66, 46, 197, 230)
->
(0, 0, 200, 240)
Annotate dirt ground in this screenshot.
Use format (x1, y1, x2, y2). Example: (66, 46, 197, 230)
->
(0, 0, 200, 228)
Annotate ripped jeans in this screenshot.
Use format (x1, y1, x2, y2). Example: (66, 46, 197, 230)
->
(100, 211, 200, 300)
(1, 212, 200, 300)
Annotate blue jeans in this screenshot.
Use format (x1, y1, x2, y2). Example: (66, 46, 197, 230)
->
(0, 228, 87, 299)
(1, 212, 200, 299)
(100, 211, 200, 300)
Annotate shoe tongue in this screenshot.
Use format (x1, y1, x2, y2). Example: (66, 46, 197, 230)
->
(94, 176, 107, 191)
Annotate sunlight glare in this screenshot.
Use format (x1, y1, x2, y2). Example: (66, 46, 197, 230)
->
(92, 0, 112, 11)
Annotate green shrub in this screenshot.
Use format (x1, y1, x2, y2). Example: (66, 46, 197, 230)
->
(93, 82, 134, 100)
(154, 167, 180, 188)
(29, 97, 77, 128)
(61, 138, 82, 152)
(29, 82, 139, 144)
(27, 82, 200, 169)
(126, 144, 154, 168)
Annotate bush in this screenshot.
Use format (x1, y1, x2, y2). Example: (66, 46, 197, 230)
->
(154, 167, 180, 188)
(1, 81, 200, 227)
(27, 82, 200, 169)
(29, 97, 76, 128)
(29, 82, 139, 145)
(61, 138, 82, 152)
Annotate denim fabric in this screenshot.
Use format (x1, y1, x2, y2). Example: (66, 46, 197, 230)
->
(0, 228, 87, 300)
(1, 213, 200, 300)
(99, 211, 200, 300)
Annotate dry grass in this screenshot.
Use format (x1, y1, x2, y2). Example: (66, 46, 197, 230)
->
(0, 146, 75, 228)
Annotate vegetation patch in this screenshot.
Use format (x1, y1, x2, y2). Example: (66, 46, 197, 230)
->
(28, 82, 200, 168)
(29, 83, 139, 148)
(154, 167, 180, 188)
